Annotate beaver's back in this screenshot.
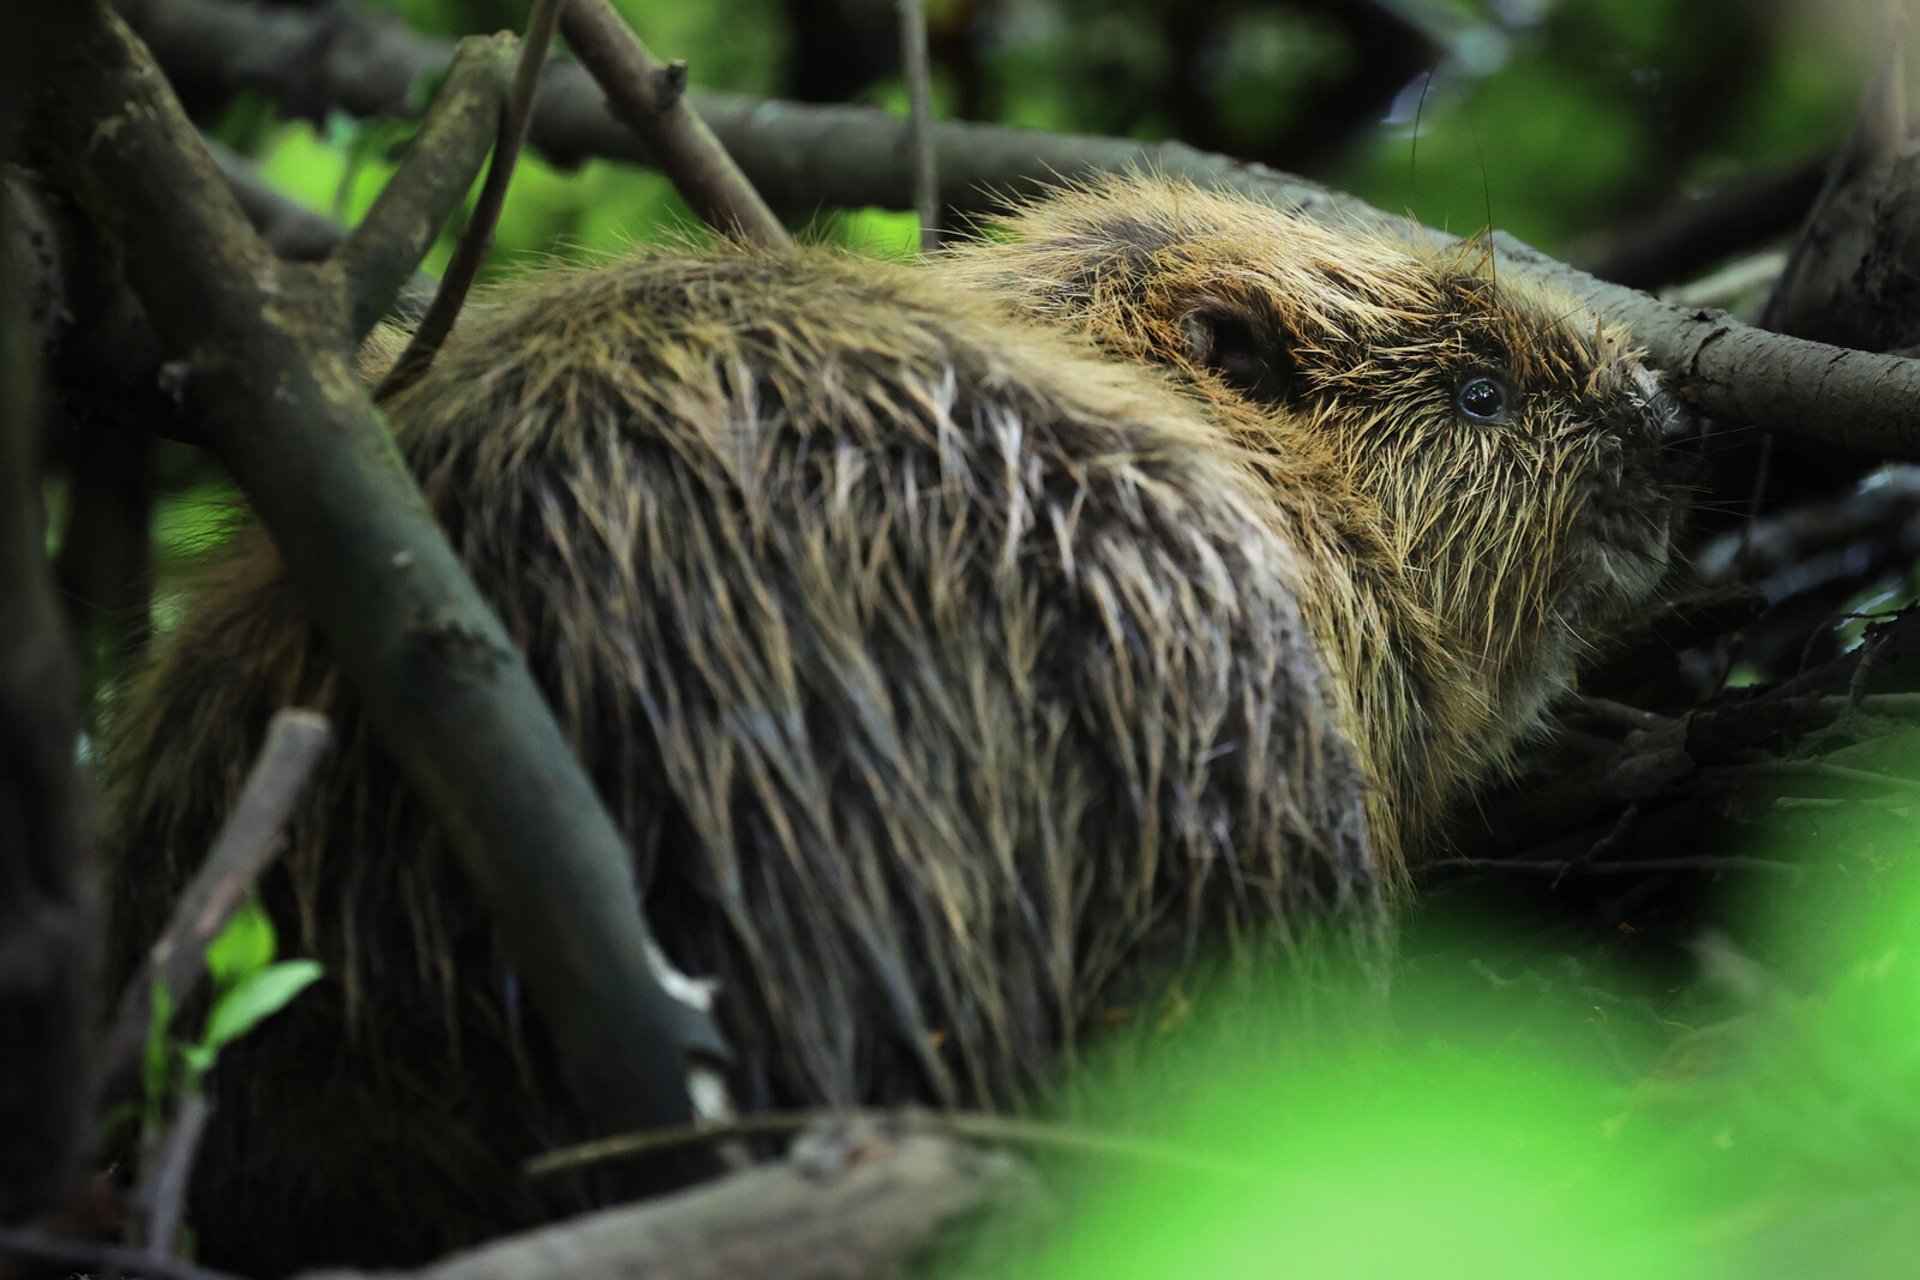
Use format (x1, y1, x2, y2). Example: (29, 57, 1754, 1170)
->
(106, 247, 1378, 1272)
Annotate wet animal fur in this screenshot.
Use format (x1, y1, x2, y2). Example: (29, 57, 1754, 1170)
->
(935, 176, 1690, 866)
(106, 240, 1382, 1271)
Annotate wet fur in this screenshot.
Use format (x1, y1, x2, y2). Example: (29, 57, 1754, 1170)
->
(936, 176, 1689, 864)
(107, 241, 1382, 1270)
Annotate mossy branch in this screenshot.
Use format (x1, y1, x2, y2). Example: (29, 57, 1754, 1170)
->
(338, 33, 515, 343)
(560, 0, 789, 247)
(30, 1, 727, 1176)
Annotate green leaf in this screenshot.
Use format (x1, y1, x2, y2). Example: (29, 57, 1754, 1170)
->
(202, 960, 324, 1053)
(205, 900, 278, 988)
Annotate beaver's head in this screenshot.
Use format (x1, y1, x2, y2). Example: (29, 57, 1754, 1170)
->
(940, 176, 1692, 727)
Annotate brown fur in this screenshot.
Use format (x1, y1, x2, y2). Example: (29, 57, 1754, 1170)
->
(106, 240, 1382, 1272)
(935, 176, 1690, 868)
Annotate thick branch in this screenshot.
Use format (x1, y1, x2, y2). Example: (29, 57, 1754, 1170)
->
(123, 0, 1920, 456)
(35, 2, 725, 1177)
(300, 1120, 1041, 1280)
(1492, 232, 1920, 459)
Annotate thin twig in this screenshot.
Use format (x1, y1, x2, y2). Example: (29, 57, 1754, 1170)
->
(1581, 800, 1643, 864)
(525, 1105, 1256, 1181)
(1562, 695, 1672, 732)
(1771, 794, 1913, 812)
(376, 0, 563, 398)
(135, 1092, 212, 1260)
(0, 1226, 244, 1280)
(1429, 855, 1801, 876)
(558, 0, 789, 247)
(1843, 693, 1920, 717)
(1709, 758, 1920, 796)
(99, 708, 333, 1103)
(897, 0, 939, 250)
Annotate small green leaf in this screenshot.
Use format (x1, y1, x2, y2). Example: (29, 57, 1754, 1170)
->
(203, 960, 324, 1053)
(205, 900, 278, 988)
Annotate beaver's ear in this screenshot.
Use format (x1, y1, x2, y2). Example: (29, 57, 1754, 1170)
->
(1180, 303, 1295, 404)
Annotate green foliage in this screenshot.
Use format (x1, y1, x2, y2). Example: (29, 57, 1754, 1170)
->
(225, 1, 1877, 273)
(1206, 9, 1352, 152)
(990, 825, 1920, 1278)
(139, 901, 322, 1138)
(1336, 0, 1861, 252)
(189, 961, 326, 1080)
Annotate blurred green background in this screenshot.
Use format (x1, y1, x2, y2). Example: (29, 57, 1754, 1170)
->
(217, 0, 1868, 273)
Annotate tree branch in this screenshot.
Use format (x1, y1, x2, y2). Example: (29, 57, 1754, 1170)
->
(306, 1119, 1041, 1280)
(134, 1091, 211, 1261)
(377, 3, 561, 396)
(338, 33, 514, 343)
(897, 0, 939, 250)
(210, 140, 440, 319)
(558, 0, 789, 247)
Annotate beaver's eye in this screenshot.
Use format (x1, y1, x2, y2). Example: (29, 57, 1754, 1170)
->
(1456, 374, 1510, 423)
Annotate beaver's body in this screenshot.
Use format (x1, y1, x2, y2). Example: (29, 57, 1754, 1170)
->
(109, 242, 1378, 1272)
(105, 178, 1686, 1273)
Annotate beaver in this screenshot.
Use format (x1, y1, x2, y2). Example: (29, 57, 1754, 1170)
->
(935, 176, 1691, 867)
(105, 239, 1378, 1272)
(102, 177, 1687, 1273)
